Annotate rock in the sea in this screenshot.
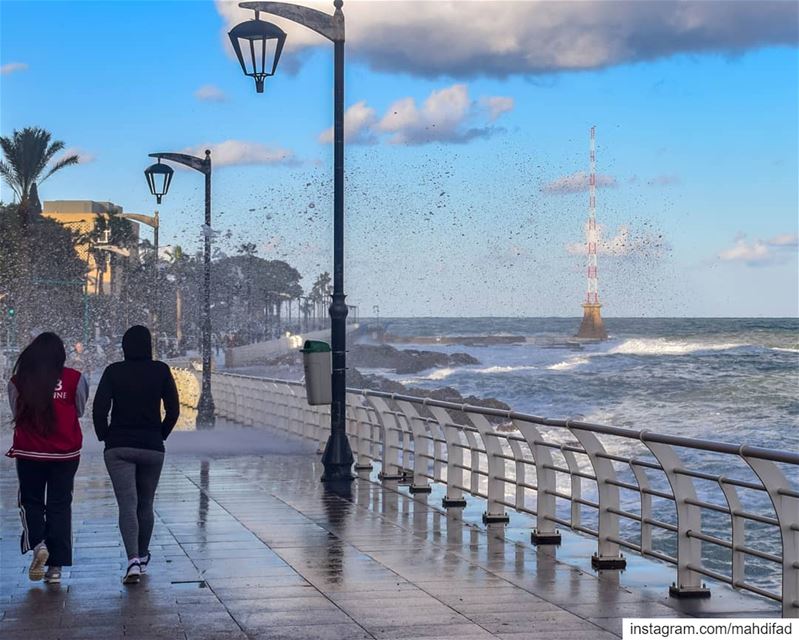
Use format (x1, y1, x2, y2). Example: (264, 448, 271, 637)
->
(349, 344, 478, 374)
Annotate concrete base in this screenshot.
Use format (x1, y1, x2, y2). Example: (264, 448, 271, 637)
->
(409, 484, 432, 494)
(531, 529, 561, 545)
(442, 496, 467, 508)
(576, 303, 608, 340)
(378, 471, 405, 481)
(669, 584, 711, 599)
(354, 463, 374, 471)
(482, 512, 510, 524)
(591, 553, 627, 570)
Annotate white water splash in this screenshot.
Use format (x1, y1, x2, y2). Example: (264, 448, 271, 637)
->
(607, 338, 744, 356)
(547, 357, 590, 370)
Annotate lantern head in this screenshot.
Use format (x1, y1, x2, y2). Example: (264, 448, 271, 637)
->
(144, 160, 174, 204)
(228, 14, 287, 93)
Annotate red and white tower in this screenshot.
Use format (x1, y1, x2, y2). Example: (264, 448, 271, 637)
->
(576, 126, 608, 340)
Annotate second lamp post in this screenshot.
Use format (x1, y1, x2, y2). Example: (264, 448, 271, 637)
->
(144, 150, 216, 429)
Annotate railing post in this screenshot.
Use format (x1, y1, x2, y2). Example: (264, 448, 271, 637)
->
(630, 460, 653, 557)
(570, 426, 626, 569)
(505, 434, 527, 513)
(716, 477, 745, 593)
(515, 420, 561, 544)
(642, 433, 710, 597)
(468, 412, 509, 524)
(396, 400, 432, 494)
(561, 445, 583, 533)
(429, 406, 467, 508)
(350, 394, 375, 470)
(741, 454, 799, 618)
(366, 395, 405, 481)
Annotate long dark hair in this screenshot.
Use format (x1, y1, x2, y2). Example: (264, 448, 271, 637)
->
(12, 332, 66, 436)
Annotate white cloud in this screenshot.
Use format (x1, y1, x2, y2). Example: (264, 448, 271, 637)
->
(318, 101, 378, 144)
(61, 147, 95, 164)
(648, 174, 680, 186)
(318, 84, 513, 146)
(542, 171, 617, 195)
(719, 233, 799, 266)
(180, 140, 295, 167)
(1, 62, 28, 75)
(214, 1, 798, 78)
(768, 233, 799, 247)
(377, 84, 474, 144)
(195, 84, 227, 102)
(480, 96, 515, 121)
(566, 224, 668, 258)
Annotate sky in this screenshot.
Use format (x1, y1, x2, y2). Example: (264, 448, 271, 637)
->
(1, 0, 797, 317)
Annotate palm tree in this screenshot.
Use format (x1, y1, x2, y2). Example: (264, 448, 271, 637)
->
(165, 245, 191, 348)
(238, 243, 258, 342)
(0, 127, 79, 226)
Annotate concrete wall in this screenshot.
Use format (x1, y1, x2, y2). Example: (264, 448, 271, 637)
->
(223, 325, 359, 368)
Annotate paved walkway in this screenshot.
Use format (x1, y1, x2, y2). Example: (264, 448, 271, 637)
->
(1, 425, 779, 640)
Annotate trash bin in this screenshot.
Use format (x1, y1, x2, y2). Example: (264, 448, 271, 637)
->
(301, 340, 332, 405)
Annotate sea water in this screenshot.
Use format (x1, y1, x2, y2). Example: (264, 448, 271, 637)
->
(373, 317, 799, 451)
(370, 317, 798, 592)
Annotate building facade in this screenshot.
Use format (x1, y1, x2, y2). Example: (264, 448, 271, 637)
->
(42, 200, 139, 296)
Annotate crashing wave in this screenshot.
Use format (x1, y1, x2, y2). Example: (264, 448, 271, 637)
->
(607, 338, 744, 356)
(547, 357, 590, 370)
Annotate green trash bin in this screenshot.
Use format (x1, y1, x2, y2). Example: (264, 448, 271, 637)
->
(300, 340, 332, 405)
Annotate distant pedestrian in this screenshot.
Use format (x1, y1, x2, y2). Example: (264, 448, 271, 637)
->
(92, 325, 179, 584)
(6, 332, 89, 584)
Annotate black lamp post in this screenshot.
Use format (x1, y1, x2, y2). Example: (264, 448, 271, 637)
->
(230, 1, 352, 482)
(144, 151, 216, 429)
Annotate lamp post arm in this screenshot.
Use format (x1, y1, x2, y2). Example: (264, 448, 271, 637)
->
(148, 152, 211, 175)
(239, 1, 344, 42)
(118, 213, 158, 228)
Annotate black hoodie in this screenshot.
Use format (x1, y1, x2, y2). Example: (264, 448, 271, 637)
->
(92, 326, 180, 452)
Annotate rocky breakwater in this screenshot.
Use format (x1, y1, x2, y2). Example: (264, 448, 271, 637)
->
(347, 344, 511, 425)
(349, 344, 479, 374)
(248, 343, 512, 423)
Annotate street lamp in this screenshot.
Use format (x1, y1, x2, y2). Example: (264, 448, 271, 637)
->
(144, 150, 215, 429)
(143, 160, 173, 205)
(230, 0, 352, 482)
(228, 14, 286, 93)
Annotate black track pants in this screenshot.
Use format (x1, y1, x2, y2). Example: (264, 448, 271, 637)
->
(16, 457, 80, 567)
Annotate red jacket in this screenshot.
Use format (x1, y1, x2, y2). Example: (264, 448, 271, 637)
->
(6, 367, 87, 461)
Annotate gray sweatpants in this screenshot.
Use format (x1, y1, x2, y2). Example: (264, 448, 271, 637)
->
(104, 447, 164, 560)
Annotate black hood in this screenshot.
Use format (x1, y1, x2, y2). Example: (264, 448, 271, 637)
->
(122, 325, 152, 361)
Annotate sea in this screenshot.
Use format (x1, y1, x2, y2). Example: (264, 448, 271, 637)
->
(369, 317, 799, 452)
(365, 317, 798, 592)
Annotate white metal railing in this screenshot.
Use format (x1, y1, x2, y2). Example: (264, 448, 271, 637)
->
(172, 368, 799, 617)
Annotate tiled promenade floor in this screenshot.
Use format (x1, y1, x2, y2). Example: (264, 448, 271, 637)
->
(1, 425, 779, 640)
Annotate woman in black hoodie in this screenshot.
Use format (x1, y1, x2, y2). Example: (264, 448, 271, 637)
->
(92, 325, 179, 584)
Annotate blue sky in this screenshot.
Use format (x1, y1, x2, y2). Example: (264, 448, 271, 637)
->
(1, 0, 797, 317)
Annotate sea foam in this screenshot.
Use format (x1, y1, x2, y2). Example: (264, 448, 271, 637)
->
(607, 338, 744, 356)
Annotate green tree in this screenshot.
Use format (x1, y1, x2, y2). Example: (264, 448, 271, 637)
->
(0, 127, 79, 227)
(0, 202, 86, 343)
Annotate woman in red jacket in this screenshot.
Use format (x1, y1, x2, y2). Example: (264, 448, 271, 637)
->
(6, 332, 88, 584)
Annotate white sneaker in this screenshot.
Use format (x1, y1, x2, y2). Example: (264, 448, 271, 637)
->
(139, 552, 151, 574)
(28, 542, 49, 581)
(123, 559, 141, 585)
(44, 566, 62, 584)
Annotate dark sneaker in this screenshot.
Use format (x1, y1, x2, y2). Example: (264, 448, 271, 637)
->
(28, 542, 49, 581)
(139, 552, 151, 574)
(123, 560, 141, 585)
(44, 566, 62, 584)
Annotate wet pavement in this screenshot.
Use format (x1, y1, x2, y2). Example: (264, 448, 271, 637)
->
(1, 425, 780, 640)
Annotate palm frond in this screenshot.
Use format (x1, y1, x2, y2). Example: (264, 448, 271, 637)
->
(41, 154, 79, 183)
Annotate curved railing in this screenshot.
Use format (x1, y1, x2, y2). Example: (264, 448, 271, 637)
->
(172, 368, 799, 618)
